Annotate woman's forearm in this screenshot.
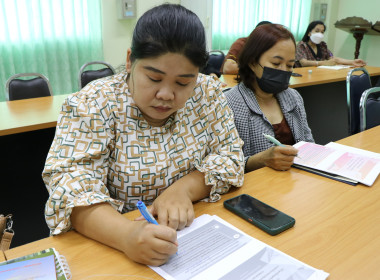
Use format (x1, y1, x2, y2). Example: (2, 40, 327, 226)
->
(245, 152, 266, 172)
(222, 59, 239, 74)
(170, 170, 212, 202)
(71, 203, 131, 251)
(299, 59, 320, 67)
(299, 58, 336, 67)
(333, 57, 351, 65)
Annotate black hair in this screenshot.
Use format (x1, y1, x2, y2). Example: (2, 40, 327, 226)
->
(130, 4, 208, 69)
(237, 24, 295, 89)
(301, 21, 326, 42)
(256, 20, 271, 28)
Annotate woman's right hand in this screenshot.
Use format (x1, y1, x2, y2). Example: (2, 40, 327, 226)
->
(262, 146, 298, 171)
(71, 203, 178, 267)
(122, 221, 178, 266)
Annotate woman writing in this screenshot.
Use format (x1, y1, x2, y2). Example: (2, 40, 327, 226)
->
(295, 21, 366, 67)
(43, 4, 244, 266)
(225, 24, 314, 172)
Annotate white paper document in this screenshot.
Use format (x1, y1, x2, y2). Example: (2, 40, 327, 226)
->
(326, 142, 380, 160)
(150, 214, 329, 280)
(293, 141, 380, 186)
(317, 65, 352, 70)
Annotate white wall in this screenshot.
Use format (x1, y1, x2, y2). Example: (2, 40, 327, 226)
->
(101, 0, 179, 69)
(309, 0, 337, 48)
(102, 0, 380, 68)
(311, 0, 380, 67)
(181, 0, 213, 51)
(331, 0, 380, 66)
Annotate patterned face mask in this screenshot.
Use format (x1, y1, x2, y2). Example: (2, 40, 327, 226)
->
(255, 65, 292, 94)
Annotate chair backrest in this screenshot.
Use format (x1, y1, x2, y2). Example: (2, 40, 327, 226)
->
(376, 77, 380, 87)
(5, 73, 53, 101)
(346, 67, 372, 135)
(200, 50, 225, 77)
(359, 86, 380, 131)
(79, 61, 116, 89)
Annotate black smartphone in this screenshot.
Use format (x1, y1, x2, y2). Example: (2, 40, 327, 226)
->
(223, 194, 295, 236)
(291, 72, 302, 77)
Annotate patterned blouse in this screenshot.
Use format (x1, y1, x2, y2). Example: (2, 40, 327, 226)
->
(225, 83, 314, 170)
(43, 72, 245, 235)
(295, 41, 333, 67)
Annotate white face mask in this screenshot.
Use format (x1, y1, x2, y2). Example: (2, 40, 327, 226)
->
(310, 32, 324, 44)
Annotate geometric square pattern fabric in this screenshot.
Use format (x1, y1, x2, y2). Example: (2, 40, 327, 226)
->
(42, 72, 245, 234)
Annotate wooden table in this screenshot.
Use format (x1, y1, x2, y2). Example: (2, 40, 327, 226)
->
(0, 94, 71, 246)
(221, 66, 380, 145)
(0, 93, 70, 136)
(1, 66, 380, 139)
(290, 65, 380, 88)
(4, 126, 380, 279)
(0, 251, 5, 262)
(220, 65, 380, 89)
(2, 66, 379, 140)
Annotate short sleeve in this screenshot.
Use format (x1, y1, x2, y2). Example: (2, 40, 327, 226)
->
(324, 43, 334, 58)
(220, 38, 246, 72)
(225, 38, 246, 62)
(295, 42, 308, 67)
(293, 90, 314, 143)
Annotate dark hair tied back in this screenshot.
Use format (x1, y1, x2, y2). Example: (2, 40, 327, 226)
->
(130, 4, 208, 69)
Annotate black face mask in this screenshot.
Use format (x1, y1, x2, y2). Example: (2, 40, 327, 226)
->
(255, 65, 292, 94)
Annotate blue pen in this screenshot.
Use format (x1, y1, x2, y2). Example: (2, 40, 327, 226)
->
(263, 133, 301, 158)
(137, 201, 159, 225)
(137, 201, 179, 255)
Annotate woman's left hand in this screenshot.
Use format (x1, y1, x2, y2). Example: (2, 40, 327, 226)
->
(150, 184, 195, 230)
(135, 180, 196, 230)
(135, 171, 210, 230)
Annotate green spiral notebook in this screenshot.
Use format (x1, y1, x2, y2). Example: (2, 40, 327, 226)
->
(0, 247, 71, 280)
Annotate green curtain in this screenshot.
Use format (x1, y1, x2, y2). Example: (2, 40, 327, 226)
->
(0, 0, 103, 102)
(212, 0, 312, 50)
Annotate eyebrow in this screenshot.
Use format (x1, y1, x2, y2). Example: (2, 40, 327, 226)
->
(143, 66, 196, 78)
(272, 56, 296, 63)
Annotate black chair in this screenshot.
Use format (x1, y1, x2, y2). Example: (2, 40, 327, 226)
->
(78, 61, 116, 89)
(359, 86, 380, 131)
(375, 77, 380, 87)
(5, 73, 53, 101)
(201, 50, 225, 78)
(346, 67, 372, 135)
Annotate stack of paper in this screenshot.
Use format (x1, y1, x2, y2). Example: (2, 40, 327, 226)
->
(150, 214, 329, 280)
(293, 141, 380, 186)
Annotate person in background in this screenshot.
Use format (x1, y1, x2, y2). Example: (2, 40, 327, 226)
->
(221, 21, 272, 74)
(225, 24, 314, 173)
(43, 4, 244, 266)
(295, 20, 366, 67)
